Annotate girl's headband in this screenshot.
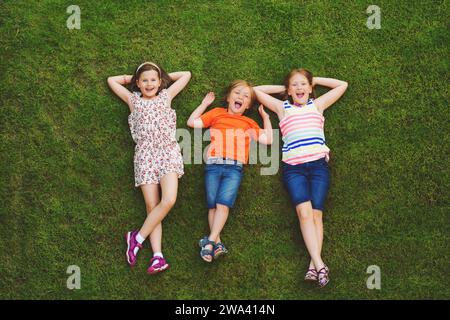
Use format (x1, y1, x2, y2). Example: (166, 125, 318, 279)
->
(136, 61, 161, 75)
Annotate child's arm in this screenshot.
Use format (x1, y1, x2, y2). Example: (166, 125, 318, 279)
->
(313, 77, 348, 113)
(187, 92, 215, 129)
(166, 71, 192, 101)
(107, 75, 134, 111)
(254, 85, 286, 95)
(256, 105, 273, 145)
(253, 88, 285, 120)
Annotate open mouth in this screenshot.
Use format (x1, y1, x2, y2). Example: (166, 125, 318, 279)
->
(234, 101, 243, 109)
(296, 92, 305, 99)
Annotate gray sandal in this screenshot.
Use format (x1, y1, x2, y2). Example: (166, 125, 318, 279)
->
(199, 237, 215, 262)
(213, 242, 228, 259)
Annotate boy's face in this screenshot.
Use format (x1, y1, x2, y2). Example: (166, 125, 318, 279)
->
(227, 85, 252, 115)
(137, 70, 161, 98)
(287, 73, 312, 105)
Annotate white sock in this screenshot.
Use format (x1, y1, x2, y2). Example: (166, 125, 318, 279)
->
(152, 252, 164, 266)
(136, 232, 145, 244)
(133, 233, 145, 256)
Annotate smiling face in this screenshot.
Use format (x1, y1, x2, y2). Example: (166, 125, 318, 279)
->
(227, 85, 253, 115)
(136, 70, 161, 99)
(287, 73, 313, 105)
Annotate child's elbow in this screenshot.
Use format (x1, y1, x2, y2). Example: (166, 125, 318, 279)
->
(342, 81, 348, 90)
(187, 119, 194, 128)
(260, 137, 273, 145)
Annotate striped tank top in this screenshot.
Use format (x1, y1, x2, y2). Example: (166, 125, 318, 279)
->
(280, 99, 330, 165)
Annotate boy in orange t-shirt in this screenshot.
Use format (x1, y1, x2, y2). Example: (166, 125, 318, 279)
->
(187, 80, 273, 262)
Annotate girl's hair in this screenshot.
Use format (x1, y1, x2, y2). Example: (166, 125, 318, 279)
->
(130, 62, 172, 94)
(223, 80, 256, 109)
(283, 68, 316, 103)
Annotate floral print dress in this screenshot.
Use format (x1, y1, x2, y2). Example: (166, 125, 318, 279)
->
(128, 89, 184, 187)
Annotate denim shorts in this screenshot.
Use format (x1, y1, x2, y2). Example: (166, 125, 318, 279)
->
(205, 163, 243, 209)
(281, 157, 330, 211)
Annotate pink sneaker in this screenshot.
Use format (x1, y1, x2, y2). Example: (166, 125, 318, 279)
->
(125, 230, 142, 267)
(147, 256, 169, 275)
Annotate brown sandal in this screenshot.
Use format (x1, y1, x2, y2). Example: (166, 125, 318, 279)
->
(304, 269, 318, 281)
(318, 267, 330, 288)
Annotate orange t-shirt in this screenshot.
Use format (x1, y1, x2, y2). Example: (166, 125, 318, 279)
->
(200, 108, 263, 164)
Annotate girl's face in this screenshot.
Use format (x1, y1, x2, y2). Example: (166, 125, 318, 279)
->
(227, 85, 252, 115)
(136, 70, 161, 98)
(287, 73, 312, 105)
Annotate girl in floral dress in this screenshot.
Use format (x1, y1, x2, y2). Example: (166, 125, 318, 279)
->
(107, 62, 191, 274)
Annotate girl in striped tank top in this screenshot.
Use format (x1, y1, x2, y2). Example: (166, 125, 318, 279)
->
(254, 69, 348, 288)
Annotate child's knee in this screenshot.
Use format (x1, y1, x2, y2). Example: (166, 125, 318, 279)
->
(299, 211, 313, 221)
(216, 203, 230, 212)
(313, 210, 323, 223)
(297, 203, 314, 221)
(160, 195, 176, 209)
(146, 201, 159, 213)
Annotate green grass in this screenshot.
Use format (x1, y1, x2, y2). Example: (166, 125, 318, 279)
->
(0, 0, 449, 299)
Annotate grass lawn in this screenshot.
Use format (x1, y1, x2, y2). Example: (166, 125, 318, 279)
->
(0, 0, 448, 299)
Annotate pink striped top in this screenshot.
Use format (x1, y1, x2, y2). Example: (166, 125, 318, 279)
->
(280, 100, 330, 165)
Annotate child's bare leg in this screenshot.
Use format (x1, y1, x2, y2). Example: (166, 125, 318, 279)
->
(150, 224, 163, 253)
(309, 209, 324, 270)
(208, 208, 221, 243)
(208, 204, 229, 241)
(141, 184, 162, 253)
(201, 204, 229, 261)
(138, 173, 178, 238)
(296, 202, 325, 271)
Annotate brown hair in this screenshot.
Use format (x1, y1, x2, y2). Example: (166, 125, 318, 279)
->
(223, 80, 256, 109)
(283, 68, 316, 103)
(130, 62, 172, 94)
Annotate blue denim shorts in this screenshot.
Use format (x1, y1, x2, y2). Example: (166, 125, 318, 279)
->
(205, 163, 243, 209)
(281, 157, 330, 211)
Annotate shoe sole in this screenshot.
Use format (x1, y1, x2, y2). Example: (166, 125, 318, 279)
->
(213, 251, 227, 260)
(201, 254, 213, 263)
(148, 264, 169, 275)
(304, 277, 318, 282)
(125, 232, 133, 266)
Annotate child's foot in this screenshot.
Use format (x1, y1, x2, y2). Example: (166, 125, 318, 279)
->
(147, 256, 169, 275)
(199, 237, 215, 263)
(305, 264, 328, 281)
(317, 266, 330, 288)
(125, 230, 142, 267)
(213, 242, 228, 259)
(304, 269, 318, 281)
